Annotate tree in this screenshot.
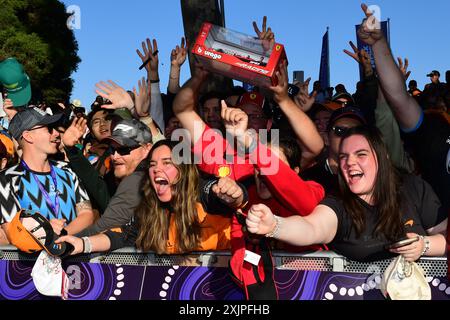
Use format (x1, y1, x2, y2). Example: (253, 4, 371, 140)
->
(0, 0, 80, 105)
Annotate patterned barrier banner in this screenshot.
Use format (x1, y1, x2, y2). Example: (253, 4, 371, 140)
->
(1, 260, 449, 300)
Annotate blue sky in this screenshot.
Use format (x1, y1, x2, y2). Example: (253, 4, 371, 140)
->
(62, 0, 450, 110)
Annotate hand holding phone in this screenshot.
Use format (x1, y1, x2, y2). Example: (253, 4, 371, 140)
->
(385, 236, 420, 250)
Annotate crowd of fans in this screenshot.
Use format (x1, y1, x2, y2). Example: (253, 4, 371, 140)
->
(0, 4, 448, 298)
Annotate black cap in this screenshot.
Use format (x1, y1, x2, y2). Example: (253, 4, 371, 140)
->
(426, 70, 440, 77)
(8, 107, 63, 140)
(9, 209, 74, 258)
(102, 118, 152, 148)
(332, 92, 355, 105)
(328, 106, 367, 130)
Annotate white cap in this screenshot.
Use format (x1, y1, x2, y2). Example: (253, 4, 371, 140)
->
(31, 251, 69, 299)
(71, 99, 82, 108)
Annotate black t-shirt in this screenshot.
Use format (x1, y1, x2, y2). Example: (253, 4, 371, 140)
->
(403, 112, 450, 210)
(300, 157, 338, 196)
(321, 174, 447, 262)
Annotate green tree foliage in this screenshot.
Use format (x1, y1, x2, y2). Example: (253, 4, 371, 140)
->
(0, 0, 80, 105)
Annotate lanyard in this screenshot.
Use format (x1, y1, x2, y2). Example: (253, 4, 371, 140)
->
(21, 160, 60, 219)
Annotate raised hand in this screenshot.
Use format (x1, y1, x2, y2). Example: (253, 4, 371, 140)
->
(136, 38, 159, 78)
(220, 100, 248, 138)
(168, 38, 188, 94)
(171, 37, 187, 69)
(292, 78, 317, 113)
(343, 41, 373, 76)
(95, 80, 134, 110)
(133, 77, 151, 117)
(343, 41, 371, 66)
(269, 60, 290, 104)
(357, 3, 384, 46)
(245, 204, 276, 236)
(2, 98, 18, 121)
(253, 16, 275, 51)
(212, 177, 245, 208)
(397, 57, 411, 81)
(62, 117, 87, 148)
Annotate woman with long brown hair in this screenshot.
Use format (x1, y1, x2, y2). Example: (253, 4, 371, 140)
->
(246, 126, 447, 262)
(57, 140, 247, 255)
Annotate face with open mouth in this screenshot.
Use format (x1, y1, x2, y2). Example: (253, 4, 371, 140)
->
(25, 125, 61, 154)
(339, 134, 378, 204)
(149, 145, 179, 203)
(90, 110, 112, 142)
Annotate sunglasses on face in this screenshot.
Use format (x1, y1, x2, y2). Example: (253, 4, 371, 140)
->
(27, 125, 59, 135)
(109, 145, 139, 156)
(331, 126, 350, 137)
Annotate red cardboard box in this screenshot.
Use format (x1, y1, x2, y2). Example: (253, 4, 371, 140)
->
(192, 22, 287, 88)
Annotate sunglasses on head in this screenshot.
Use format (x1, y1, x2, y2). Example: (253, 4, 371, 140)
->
(331, 126, 350, 137)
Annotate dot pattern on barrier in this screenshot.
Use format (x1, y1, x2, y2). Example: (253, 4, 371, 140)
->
(108, 264, 125, 300)
(322, 274, 450, 300)
(159, 265, 180, 300)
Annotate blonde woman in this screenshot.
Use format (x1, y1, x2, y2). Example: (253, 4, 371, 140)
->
(58, 140, 247, 255)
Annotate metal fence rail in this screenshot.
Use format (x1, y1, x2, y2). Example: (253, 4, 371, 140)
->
(0, 245, 447, 277)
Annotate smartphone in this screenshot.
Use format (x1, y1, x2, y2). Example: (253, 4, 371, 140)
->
(385, 236, 420, 250)
(293, 71, 304, 84)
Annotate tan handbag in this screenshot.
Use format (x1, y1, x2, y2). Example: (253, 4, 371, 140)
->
(381, 255, 431, 300)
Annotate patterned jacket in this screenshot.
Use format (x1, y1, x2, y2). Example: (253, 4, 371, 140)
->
(0, 161, 90, 224)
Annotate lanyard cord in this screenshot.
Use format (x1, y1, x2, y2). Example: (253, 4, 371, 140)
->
(21, 160, 61, 219)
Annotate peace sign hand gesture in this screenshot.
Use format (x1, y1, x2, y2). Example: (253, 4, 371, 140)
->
(171, 37, 187, 69)
(253, 16, 275, 52)
(343, 41, 373, 76)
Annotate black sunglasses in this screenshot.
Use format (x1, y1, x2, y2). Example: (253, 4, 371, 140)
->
(109, 145, 139, 156)
(27, 124, 59, 135)
(331, 126, 350, 137)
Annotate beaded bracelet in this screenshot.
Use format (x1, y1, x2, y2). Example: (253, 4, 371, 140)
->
(419, 235, 430, 257)
(265, 215, 282, 238)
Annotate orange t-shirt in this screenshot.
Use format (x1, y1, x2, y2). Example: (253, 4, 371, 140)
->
(165, 203, 231, 254)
